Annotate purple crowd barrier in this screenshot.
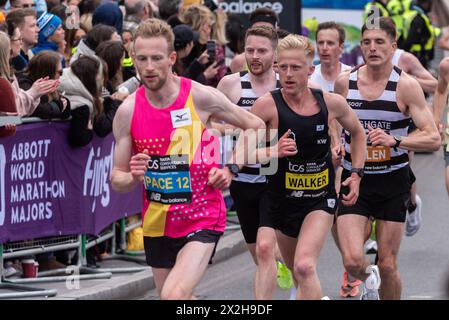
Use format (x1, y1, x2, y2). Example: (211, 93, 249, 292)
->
(0, 122, 142, 243)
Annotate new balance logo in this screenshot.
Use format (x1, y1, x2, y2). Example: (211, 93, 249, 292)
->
(290, 190, 304, 198)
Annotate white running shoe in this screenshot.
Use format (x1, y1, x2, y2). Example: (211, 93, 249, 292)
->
(364, 239, 378, 255)
(360, 265, 381, 300)
(289, 287, 297, 300)
(405, 194, 422, 237)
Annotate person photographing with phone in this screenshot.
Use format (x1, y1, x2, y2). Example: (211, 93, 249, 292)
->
(181, 4, 227, 87)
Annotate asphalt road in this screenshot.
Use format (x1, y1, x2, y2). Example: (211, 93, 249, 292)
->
(140, 150, 449, 300)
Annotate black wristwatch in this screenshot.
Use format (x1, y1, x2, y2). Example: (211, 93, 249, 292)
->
(225, 164, 239, 177)
(350, 167, 364, 178)
(393, 135, 402, 151)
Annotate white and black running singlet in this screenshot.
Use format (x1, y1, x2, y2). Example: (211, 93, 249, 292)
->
(343, 66, 410, 175)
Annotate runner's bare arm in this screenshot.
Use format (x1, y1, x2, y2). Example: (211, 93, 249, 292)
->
(326, 92, 366, 170)
(326, 92, 365, 206)
(433, 58, 449, 126)
(216, 73, 241, 104)
(192, 82, 265, 189)
(110, 95, 150, 192)
(192, 82, 265, 131)
(400, 51, 437, 93)
(397, 75, 441, 152)
(333, 72, 350, 98)
(211, 73, 242, 134)
(248, 93, 297, 164)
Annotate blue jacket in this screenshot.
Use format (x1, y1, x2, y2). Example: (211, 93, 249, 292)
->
(31, 40, 66, 68)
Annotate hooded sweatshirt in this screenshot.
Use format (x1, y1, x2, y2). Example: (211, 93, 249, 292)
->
(58, 68, 120, 147)
(69, 39, 96, 66)
(92, 2, 123, 34)
(58, 68, 94, 114)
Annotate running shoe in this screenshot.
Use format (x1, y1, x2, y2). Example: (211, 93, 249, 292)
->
(360, 265, 381, 300)
(277, 260, 294, 290)
(289, 287, 297, 300)
(405, 194, 422, 237)
(364, 238, 378, 255)
(339, 271, 363, 298)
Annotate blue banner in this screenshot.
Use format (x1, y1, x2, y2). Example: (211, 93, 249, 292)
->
(303, 0, 369, 10)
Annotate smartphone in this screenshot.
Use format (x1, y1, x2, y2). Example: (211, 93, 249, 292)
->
(217, 58, 225, 66)
(207, 40, 216, 61)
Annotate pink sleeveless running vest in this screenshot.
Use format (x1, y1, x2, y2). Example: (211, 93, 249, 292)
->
(130, 77, 226, 238)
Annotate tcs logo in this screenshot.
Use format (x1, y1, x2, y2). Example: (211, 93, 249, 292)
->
(148, 159, 159, 170)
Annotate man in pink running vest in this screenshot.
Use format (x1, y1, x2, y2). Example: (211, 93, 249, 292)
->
(110, 18, 265, 300)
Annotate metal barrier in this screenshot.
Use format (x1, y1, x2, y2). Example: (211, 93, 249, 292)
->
(0, 215, 151, 299)
(0, 116, 240, 299)
(82, 218, 149, 274)
(0, 234, 112, 299)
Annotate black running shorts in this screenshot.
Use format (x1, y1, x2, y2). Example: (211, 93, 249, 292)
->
(230, 181, 273, 244)
(338, 167, 411, 223)
(266, 192, 337, 238)
(143, 229, 222, 268)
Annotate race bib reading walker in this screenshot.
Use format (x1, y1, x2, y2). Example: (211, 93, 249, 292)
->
(285, 156, 330, 199)
(144, 155, 192, 204)
(365, 145, 391, 172)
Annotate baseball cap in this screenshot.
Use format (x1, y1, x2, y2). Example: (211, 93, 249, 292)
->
(173, 24, 199, 50)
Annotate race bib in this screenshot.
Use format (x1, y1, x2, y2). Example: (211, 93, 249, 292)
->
(144, 155, 192, 204)
(365, 145, 391, 172)
(285, 156, 329, 199)
(366, 145, 391, 163)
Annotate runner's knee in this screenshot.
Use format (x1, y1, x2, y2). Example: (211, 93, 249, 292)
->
(255, 238, 275, 262)
(293, 259, 316, 280)
(377, 257, 398, 276)
(342, 253, 365, 275)
(160, 285, 190, 300)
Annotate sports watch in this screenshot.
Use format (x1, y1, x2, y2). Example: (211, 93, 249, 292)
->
(350, 167, 364, 178)
(393, 135, 402, 151)
(225, 164, 239, 177)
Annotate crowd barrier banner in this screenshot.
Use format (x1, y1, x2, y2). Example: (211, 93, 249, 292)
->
(0, 122, 142, 243)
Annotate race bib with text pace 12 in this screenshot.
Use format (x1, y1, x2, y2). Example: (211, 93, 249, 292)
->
(144, 155, 192, 204)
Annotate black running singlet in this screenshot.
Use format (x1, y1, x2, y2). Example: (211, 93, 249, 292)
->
(268, 88, 335, 200)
